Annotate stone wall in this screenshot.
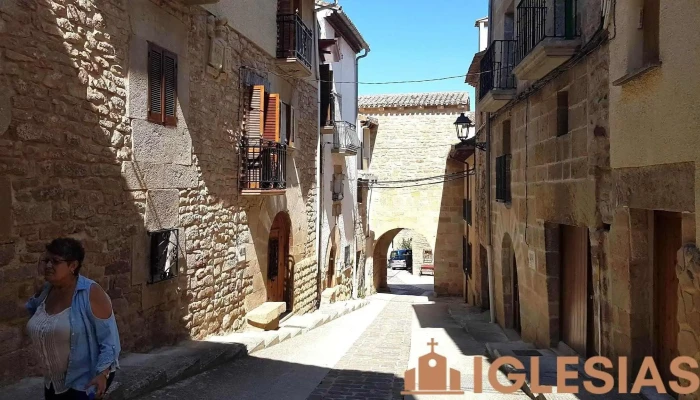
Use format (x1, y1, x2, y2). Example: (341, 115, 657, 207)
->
(362, 107, 466, 296)
(0, 0, 318, 385)
(486, 43, 610, 347)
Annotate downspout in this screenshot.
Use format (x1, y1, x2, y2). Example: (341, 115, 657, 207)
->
(314, 6, 324, 309)
(486, 0, 496, 324)
(352, 48, 368, 299)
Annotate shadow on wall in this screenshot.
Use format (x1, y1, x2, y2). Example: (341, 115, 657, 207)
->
(0, 0, 190, 385)
(433, 158, 466, 297)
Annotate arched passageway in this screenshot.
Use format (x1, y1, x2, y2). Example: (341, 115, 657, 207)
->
(373, 228, 434, 296)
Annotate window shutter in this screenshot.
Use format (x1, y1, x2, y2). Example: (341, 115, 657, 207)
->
(163, 50, 178, 126)
(148, 44, 163, 124)
(264, 93, 280, 142)
(290, 105, 296, 144)
(249, 85, 265, 138)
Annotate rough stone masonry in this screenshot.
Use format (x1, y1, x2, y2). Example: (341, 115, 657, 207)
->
(0, 0, 318, 385)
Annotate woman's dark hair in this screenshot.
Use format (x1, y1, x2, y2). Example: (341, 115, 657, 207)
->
(46, 238, 85, 275)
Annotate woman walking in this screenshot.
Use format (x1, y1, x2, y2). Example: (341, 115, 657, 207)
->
(26, 238, 121, 399)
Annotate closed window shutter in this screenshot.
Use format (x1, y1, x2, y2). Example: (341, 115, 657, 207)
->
(249, 85, 265, 138)
(148, 44, 163, 123)
(264, 93, 280, 142)
(163, 50, 178, 126)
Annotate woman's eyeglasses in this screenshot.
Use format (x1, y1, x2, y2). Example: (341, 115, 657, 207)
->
(38, 258, 68, 267)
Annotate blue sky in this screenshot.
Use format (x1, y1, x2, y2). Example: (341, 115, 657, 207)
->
(339, 0, 488, 106)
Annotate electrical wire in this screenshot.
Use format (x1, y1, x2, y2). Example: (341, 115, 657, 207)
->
(366, 172, 470, 189)
(369, 170, 470, 185)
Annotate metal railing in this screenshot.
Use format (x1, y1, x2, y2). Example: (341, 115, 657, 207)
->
(516, 0, 579, 64)
(240, 138, 287, 191)
(277, 14, 313, 70)
(496, 154, 511, 203)
(332, 121, 360, 154)
(479, 40, 517, 100)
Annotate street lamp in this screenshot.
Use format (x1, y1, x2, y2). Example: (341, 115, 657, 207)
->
(453, 112, 486, 151)
(454, 112, 473, 142)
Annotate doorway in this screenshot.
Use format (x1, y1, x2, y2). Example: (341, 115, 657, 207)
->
(480, 245, 490, 311)
(560, 224, 593, 357)
(653, 211, 681, 397)
(513, 254, 521, 334)
(268, 213, 292, 312)
(327, 246, 336, 289)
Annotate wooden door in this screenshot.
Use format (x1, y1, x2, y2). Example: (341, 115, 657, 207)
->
(513, 254, 521, 334)
(654, 211, 681, 395)
(267, 217, 289, 303)
(326, 247, 336, 289)
(560, 225, 590, 356)
(480, 246, 490, 310)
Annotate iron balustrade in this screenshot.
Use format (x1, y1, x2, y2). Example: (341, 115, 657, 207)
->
(516, 0, 579, 64)
(496, 154, 512, 203)
(479, 40, 517, 100)
(241, 138, 287, 191)
(332, 121, 360, 154)
(277, 14, 313, 70)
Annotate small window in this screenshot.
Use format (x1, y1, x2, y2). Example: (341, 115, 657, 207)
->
(557, 91, 569, 137)
(642, 0, 660, 65)
(357, 180, 363, 203)
(148, 229, 179, 284)
(147, 42, 177, 126)
(502, 120, 511, 155)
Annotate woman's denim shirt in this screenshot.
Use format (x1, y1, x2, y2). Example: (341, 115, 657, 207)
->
(26, 275, 121, 392)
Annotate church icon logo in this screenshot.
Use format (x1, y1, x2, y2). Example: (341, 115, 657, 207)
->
(401, 338, 465, 395)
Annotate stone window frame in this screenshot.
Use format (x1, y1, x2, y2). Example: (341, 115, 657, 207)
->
(147, 228, 180, 285)
(147, 42, 178, 127)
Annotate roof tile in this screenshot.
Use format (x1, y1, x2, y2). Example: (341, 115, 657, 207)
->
(358, 92, 470, 109)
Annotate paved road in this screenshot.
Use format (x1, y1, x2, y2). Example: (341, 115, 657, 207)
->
(137, 269, 527, 400)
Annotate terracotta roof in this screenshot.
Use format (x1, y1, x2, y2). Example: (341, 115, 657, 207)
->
(358, 92, 470, 109)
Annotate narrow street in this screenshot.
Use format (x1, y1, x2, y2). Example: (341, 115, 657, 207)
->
(136, 269, 529, 400)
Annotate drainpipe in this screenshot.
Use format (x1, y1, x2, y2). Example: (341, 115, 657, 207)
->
(485, 0, 496, 326)
(314, 7, 324, 310)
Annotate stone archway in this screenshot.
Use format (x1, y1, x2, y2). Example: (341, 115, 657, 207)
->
(373, 228, 434, 294)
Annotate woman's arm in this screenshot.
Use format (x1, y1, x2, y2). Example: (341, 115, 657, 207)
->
(86, 284, 119, 397)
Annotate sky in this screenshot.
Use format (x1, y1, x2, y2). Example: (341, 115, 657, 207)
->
(338, 0, 488, 107)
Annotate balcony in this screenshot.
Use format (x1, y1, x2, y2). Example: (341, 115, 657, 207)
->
(332, 121, 360, 156)
(478, 40, 517, 112)
(496, 154, 511, 203)
(276, 14, 313, 77)
(240, 138, 287, 196)
(513, 0, 580, 81)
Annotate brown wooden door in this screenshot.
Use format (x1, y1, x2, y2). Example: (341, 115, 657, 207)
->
(326, 247, 336, 289)
(560, 225, 590, 356)
(654, 211, 681, 396)
(267, 216, 289, 304)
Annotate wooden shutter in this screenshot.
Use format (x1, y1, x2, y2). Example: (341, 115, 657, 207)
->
(163, 50, 178, 126)
(264, 93, 280, 142)
(147, 44, 163, 124)
(249, 85, 265, 138)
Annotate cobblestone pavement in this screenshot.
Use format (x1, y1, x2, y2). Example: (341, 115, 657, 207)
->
(308, 296, 416, 400)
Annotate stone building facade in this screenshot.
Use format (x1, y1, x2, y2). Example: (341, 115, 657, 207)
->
(468, 0, 612, 359)
(359, 92, 469, 297)
(607, 0, 700, 395)
(0, 0, 319, 385)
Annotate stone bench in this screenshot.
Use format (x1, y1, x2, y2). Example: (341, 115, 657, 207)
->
(246, 302, 286, 331)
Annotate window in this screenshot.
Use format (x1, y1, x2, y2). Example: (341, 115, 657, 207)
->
(557, 91, 569, 137)
(496, 154, 512, 203)
(148, 42, 178, 126)
(463, 237, 472, 276)
(320, 65, 333, 126)
(642, 0, 660, 65)
(148, 229, 179, 284)
(357, 180, 363, 203)
(502, 120, 511, 155)
(281, 102, 295, 146)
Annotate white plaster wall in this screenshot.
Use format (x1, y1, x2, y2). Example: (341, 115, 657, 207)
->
(478, 20, 489, 52)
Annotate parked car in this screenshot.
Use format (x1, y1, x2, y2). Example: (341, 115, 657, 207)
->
(389, 249, 412, 271)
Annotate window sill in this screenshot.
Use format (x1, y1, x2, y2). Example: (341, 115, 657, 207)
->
(612, 61, 662, 87)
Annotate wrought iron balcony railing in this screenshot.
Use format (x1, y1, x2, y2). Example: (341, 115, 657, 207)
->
(479, 40, 517, 100)
(332, 121, 360, 155)
(496, 154, 511, 203)
(241, 138, 287, 192)
(277, 14, 313, 70)
(516, 0, 579, 64)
